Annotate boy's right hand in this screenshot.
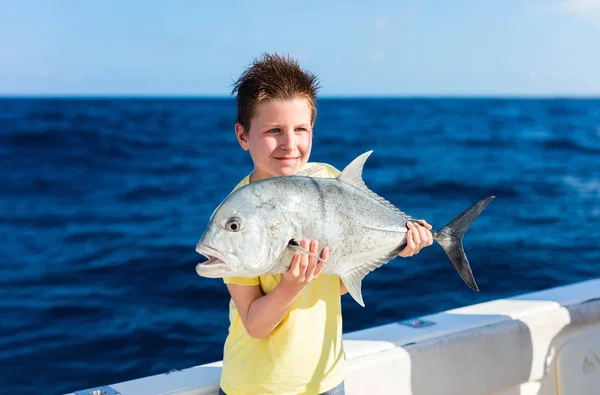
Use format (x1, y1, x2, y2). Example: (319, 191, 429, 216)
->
(280, 239, 327, 291)
(227, 239, 328, 339)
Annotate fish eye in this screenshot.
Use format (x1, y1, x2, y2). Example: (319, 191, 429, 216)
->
(226, 217, 242, 232)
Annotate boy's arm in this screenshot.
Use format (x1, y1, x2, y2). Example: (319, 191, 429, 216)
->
(227, 281, 305, 339)
(227, 240, 327, 339)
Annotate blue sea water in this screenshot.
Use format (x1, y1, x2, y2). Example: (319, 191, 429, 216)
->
(0, 98, 599, 394)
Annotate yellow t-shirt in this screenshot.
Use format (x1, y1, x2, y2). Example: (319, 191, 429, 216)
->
(219, 163, 346, 395)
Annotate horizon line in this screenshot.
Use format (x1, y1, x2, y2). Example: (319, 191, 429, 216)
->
(1, 93, 600, 100)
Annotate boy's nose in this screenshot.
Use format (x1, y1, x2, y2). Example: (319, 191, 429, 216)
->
(279, 130, 297, 150)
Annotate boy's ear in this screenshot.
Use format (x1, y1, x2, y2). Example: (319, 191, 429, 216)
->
(235, 123, 249, 151)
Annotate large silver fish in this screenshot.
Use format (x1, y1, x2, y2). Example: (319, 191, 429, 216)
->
(195, 151, 494, 307)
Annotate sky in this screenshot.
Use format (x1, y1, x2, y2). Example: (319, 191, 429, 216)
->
(1, 0, 599, 97)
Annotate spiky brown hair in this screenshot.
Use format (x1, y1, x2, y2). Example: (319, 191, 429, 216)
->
(231, 53, 321, 135)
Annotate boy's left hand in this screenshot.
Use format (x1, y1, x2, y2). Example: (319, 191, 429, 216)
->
(398, 220, 433, 257)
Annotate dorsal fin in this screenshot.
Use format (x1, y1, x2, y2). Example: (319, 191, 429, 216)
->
(338, 150, 372, 189)
(337, 151, 412, 218)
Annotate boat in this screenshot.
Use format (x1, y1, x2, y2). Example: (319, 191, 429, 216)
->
(66, 278, 600, 395)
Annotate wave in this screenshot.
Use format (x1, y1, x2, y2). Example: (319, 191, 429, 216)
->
(406, 180, 518, 199)
(542, 138, 600, 155)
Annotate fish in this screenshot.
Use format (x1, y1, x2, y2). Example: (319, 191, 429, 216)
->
(195, 150, 494, 307)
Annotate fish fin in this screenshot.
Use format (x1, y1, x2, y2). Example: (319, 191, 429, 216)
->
(288, 239, 327, 264)
(432, 196, 495, 292)
(340, 252, 398, 307)
(295, 163, 328, 178)
(337, 150, 373, 189)
(338, 151, 413, 218)
(341, 270, 366, 307)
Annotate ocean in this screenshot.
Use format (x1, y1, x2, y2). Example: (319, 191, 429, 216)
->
(1, 98, 599, 394)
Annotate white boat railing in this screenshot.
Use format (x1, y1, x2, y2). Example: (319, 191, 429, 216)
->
(66, 278, 600, 395)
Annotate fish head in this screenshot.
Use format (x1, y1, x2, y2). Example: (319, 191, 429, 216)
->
(195, 186, 294, 278)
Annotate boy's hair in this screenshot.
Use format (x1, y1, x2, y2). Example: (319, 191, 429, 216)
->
(231, 53, 320, 135)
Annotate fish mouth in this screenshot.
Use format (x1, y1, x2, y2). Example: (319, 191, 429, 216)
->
(195, 244, 231, 274)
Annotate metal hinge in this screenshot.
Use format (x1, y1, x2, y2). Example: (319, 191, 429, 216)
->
(75, 386, 121, 395)
(399, 318, 436, 328)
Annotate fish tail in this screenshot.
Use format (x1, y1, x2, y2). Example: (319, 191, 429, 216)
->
(431, 196, 495, 291)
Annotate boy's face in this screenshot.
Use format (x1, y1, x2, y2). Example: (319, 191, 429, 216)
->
(236, 98, 313, 182)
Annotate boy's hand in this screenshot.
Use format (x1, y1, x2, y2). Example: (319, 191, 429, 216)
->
(398, 220, 433, 257)
(280, 239, 327, 291)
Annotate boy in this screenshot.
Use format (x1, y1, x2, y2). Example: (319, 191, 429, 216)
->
(218, 53, 433, 395)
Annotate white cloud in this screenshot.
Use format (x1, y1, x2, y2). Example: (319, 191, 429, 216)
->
(528, 0, 600, 22)
(557, 0, 600, 15)
(555, 0, 600, 23)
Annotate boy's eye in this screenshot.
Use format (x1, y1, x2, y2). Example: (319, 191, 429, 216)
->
(265, 127, 310, 134)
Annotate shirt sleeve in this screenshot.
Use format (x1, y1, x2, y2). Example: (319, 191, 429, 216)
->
(323, 163, 341, 178)
(223, 276, 260, 286)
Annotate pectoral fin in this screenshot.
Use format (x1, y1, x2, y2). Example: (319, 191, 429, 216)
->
(340, 250, 400, 307)
(340, 271, 366, 307)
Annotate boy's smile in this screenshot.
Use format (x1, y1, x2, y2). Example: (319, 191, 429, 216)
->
(235, 98, 313, 182)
